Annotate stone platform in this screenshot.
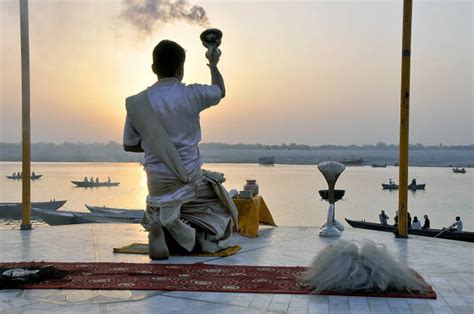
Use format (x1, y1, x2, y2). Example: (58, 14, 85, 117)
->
(0, 223, 473, 313)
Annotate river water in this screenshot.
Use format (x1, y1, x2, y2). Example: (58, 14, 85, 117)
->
(1, 162, 472, 230)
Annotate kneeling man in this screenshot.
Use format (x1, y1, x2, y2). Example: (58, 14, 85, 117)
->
(123, 40, 238, 259)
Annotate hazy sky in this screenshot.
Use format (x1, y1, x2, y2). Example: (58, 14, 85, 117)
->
(0, 0, 472, 145)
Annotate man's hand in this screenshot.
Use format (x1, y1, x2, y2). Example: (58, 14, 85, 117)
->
(206, 45, 221, 66)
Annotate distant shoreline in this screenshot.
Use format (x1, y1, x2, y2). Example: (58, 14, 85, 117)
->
(0, 142, 472, 167)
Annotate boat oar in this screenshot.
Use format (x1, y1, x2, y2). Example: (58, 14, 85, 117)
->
(434, 225, 454, 238)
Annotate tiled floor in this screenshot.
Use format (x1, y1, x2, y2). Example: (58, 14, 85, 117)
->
(0, 223, 473, 313)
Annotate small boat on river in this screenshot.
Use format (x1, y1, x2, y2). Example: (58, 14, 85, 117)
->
(338, 157, 364, 166)
(6, 174, 42, 180)
(31, 208, 77, 226)
(32, 207, 142, 226)
(371, 163, 387, 168)
(85, 205, 143, 215)
(0, 200, 66, 220)
(258, 156, 275, 165)
(72, 212, 141, 224)
(71, 180, 120, 188)
(382, 180, 425, 191)
(452, 167, 467, 174)
(345, 218, 474, 243)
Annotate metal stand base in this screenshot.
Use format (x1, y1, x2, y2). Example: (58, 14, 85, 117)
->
(20, 224, 32, 230)
(319, 226, 341, 237)
(320, 220, 345, 231)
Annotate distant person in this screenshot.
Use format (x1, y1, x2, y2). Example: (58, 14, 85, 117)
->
(107, 176, 111, 183)
(90, 177, 94, 183)
(411, 216, 421, 230)
(379, 210, 389, 225)
(411, 178, 417, 186)
(12, 172, 16, 177)
(449, 216, 463, 232)
(407, 212, 412, 229)
(84, 176, 88, 182)
(394, 210, 398, 227)
(389, 178, 394, 185)
(422, 215, 430, 230)
(96, 177, 99, 183)
(32, 171, 35, 176)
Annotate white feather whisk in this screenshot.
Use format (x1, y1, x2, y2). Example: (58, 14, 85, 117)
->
(301, 240, 429, 293)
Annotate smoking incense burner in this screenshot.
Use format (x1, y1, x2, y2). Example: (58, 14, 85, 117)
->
(200, 28, 222, 59)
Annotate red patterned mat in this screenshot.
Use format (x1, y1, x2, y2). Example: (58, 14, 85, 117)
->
(0, 262, 436, 298)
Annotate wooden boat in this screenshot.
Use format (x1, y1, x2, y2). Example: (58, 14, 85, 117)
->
(381, 183, 425, 191)
(72, 212, 140, 224)
(71, 181, 120, 188)
(345, 218, 474, 243)
(0, 200, 67, 220)
(409, 183, 425, 191)
(338, 157, 364, 166)
(31, 208, 77, 226)
(452, 168, 467, 174)
(258, 156, 275, 165)
(32, 207, 142, 226)
(6, 174, 42, 180)
(371, 163, 387, 168)
(85, 204, 143, 215)
(382, 183, 398, 190)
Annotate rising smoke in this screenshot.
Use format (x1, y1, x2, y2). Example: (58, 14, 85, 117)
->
(121, 0, 209, 34)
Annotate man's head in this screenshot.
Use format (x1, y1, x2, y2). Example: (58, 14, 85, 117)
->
(456, 216, 460, 221)
(152, 40, 186, 80)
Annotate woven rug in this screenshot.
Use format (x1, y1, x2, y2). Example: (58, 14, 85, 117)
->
(113, 244, 241, 257)
(0, 262, 436, 298)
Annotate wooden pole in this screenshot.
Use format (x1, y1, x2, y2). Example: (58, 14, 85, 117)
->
(397, 0, 413, 237)
(20, 0, 32, 230)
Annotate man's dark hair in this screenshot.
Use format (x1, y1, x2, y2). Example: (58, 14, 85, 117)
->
(456, 216, 460, 221)
(152, 40, 186, 77)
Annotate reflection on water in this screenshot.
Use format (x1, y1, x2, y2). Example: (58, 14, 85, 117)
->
(1, 162, 472, 230)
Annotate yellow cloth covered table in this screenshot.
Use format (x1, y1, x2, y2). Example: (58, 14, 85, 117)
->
(233, 195, 277, 237)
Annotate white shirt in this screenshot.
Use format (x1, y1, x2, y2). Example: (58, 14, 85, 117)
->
(124, 78, 222, 174)
(411, 220, 422, 230)
(453, 220, 463, 231)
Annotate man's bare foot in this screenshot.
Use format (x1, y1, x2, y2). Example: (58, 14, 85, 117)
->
(149, 221, 169, 260)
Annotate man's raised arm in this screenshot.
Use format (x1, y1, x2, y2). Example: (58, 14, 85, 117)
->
(208, 47, 225, 98)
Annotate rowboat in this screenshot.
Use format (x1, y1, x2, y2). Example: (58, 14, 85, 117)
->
(338, 157, 364, 166)
(371, 163, 387, 168)
(381, 183, 425, 191)
(31, 208, 77, 226)
(71, 181, 120, 188)
(345, 218, 474, 243)
(6, 174, 42, 180)
(85, 204, 143, 215)
(258, 156, 275, 165)
(0, 200, 67, 220)
(72, 212, 141, 224)
(452, 168, 467, 174)
(382, 183, 398, 190)
(32, 208, 142, 226)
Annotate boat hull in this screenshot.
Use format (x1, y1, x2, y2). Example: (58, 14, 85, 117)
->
(381, 183, 425, 190)
(0, 200, 67, 220)
(31, 208, 77, 226)
(6, 174, 42, 180)
(72, 212, 140, 224)
(345, 218, 474, 243)
(85, 205, 143, 216)
(71, 181, 120, 188)
(258, 157, 275, 165)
